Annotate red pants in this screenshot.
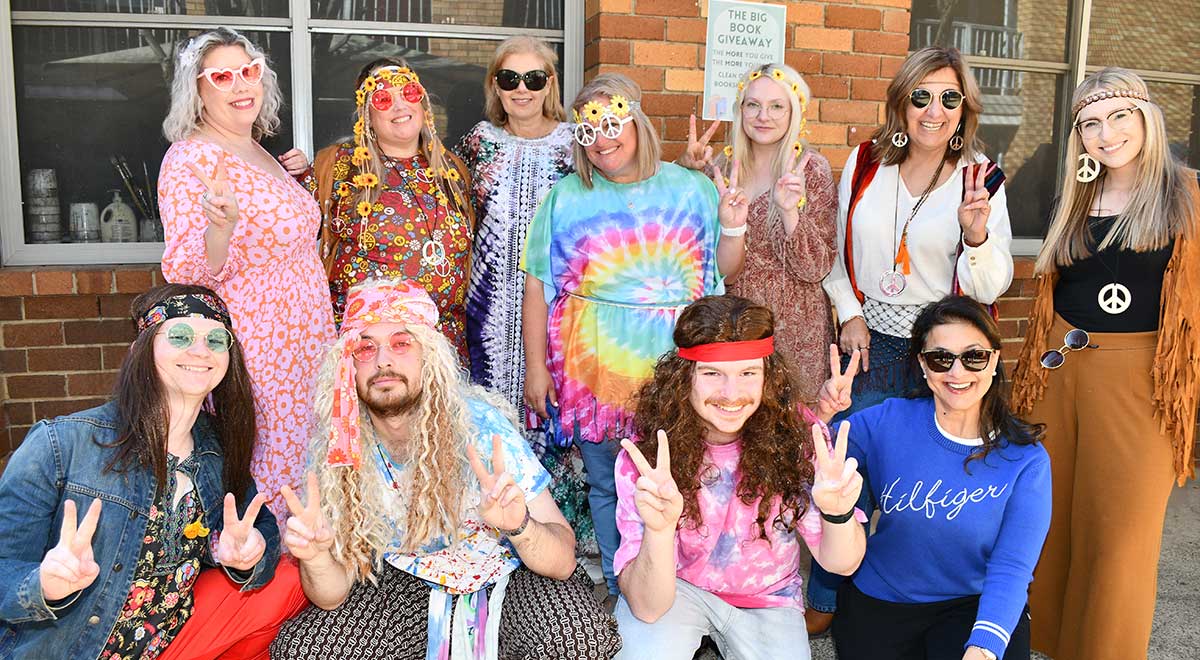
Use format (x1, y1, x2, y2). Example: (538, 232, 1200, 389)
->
(159, 557, 309, 660)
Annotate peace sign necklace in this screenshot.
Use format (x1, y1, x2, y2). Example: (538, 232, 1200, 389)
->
(387, 157, 453, 279)
(880, 160, 945, 297)
(1093, 179, 1131, 315)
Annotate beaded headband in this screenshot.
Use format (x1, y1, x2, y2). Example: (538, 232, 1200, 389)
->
(1073, 89, 1151, 115)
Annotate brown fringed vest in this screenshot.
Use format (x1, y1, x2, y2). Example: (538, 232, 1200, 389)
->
(1011, 177, 1200, 485)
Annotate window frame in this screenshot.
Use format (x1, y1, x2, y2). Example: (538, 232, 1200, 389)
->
(0, 0, 582, 266)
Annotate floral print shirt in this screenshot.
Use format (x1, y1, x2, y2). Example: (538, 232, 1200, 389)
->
(100, 455, 207, 658)
(323, 142, 472, 365)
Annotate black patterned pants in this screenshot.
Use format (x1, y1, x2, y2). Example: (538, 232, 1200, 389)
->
(270, 563, 621, 659)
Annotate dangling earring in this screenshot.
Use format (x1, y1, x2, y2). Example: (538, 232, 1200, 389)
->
(1076, 153, 1101, 182)
(891, 131, 909, 148)
(949, 130, 964, 151)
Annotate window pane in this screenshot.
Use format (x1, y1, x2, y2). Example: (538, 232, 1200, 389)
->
(1145, 81, 1200, 169)
(311, 0, 563, 29)
(12, 0, 289, 18)
(1087, 1, 1199, 76)
(910, 0, 1070, 63)
(14, 26, 292, 245)
(972, 68, 1066, 239)
(312, 34, 563, 150)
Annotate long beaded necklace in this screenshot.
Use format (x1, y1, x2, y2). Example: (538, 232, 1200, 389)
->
(375, 441, 401, 490)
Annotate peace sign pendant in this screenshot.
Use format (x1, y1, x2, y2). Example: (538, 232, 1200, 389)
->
(421, 239, 453, 278)
(879, 269, 907, 297)
(1098, 282, 1131, 315)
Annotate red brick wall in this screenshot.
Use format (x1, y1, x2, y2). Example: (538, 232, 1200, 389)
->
(0, 266, 162, 453)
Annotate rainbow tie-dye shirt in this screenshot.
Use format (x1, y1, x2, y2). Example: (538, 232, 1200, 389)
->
(521, 163, 723, 446)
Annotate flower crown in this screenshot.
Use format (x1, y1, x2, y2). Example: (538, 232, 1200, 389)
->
(1072, 88, 1152, 115)
(726, 67, 810, 159)
(572, 95, 638, 124)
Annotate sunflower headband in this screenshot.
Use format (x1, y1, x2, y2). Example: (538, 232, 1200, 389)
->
(572, 95, 639, 146)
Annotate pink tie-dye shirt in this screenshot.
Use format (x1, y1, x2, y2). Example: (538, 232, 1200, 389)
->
(614, 438, 859, 611)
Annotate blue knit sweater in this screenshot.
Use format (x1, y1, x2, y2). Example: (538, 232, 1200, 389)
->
(845, 397, 1052, 658)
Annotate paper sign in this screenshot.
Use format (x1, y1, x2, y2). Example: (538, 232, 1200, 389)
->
(703, 0, 787, 121)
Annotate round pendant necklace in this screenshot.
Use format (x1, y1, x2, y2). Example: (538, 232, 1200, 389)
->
(388, 157, 453, 278)
(1093, 178, 1131, 315)
(880, 160, 945, 297)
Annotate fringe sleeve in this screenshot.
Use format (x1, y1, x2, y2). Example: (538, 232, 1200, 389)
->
(1010, 273, 1058, 416)
(1151, 227, 1200, 485)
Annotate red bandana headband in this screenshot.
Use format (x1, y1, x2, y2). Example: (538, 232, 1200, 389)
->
(328, 279, 439, 469)
(676, 336, 775, 362)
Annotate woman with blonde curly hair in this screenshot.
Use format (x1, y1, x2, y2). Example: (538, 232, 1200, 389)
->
(310, 58, 475, 365)
(158, 28, 335, 522)
(1012, 67, 1200, 660)
(680, 63, 838, 404)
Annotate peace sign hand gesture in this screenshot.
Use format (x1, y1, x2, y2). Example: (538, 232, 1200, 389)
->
(185, 153, 240, 236)
(810, 421, 863, 519)
(712, 159, 748, 232)
(678, 114, 722, 172)
(816, 344, 860, 423)
(620, 430, 683, 534)
(215, 492, 267, 571)
(40, 499, 102, 602)
(773, 147, 813, 211)
(957, 163, 994, 246)
(281, 472, 335, 561)
(467, 436, 528, 533)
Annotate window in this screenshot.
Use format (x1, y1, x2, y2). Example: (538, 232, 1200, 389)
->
(0, 0, 579, 266)
(910, 0, 1199, 246)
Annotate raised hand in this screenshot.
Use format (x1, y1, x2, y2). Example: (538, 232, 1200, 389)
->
(620, 430, 683, 534)
(40, 499, 102, 602)
(215, 492, 267, 571)
(810, 421, 863, 519)
(816, 344, 860, 422)
(281, 472, 334, 561)
(677, 114, 722, 172)
(712, 159, 748, 231)
(278, 148, 311, 176)
(185, 153, 240, 235)
(467, 435, 528, 533)
(957, 163, 993, 245)
(773, 147, 813, 211)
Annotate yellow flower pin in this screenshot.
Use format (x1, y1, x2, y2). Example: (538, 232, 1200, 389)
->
(771, 69, 785, 80)
(791, 83, 801, 95)
(355, 89, 366, 105)
(445, 169, 461, 182)
(737, 81, 745, 91)
(792, 141, 803, 155)
(183, 519, 209, 539)
(749, 71, 762, 80)
(361, 173, 379, 187)
(337, 182, 352, 197)
(362, 76, 378, 92)
(723, 145, 734, 157)
(582, 100, 605, 122)
(357, 201, 372, 217)
(610, 95, 630, 117)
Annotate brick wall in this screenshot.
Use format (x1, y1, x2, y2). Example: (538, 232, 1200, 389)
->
(0, 266, 161, 454)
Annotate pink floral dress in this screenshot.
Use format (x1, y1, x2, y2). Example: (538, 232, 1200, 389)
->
(160, 139, 335, 520)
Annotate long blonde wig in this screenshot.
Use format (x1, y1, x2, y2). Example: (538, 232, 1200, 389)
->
(571, 73, 661, 188)
(1036, 67, 1198, 273)
(724, 63, 811, 196)
(871, 46, 985, 166)
(309, 311, 516, 581)
(353, 60, 470, 223)
(484, 36, 567, 127)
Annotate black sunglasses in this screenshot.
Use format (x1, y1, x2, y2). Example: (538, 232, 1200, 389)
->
(910, 88, 964, 110)
(494, 69, 549, 92)
(921, 348, 995, 373)
(1040, 329, 1095, 369)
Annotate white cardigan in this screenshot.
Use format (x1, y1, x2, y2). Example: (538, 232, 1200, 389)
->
(822, 143, 1014, 323)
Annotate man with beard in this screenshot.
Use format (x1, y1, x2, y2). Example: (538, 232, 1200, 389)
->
(270, 279, 620, 660)
(611, 295, 867, 660)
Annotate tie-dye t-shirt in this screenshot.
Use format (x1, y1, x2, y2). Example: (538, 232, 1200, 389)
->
(377, 397, 551, 594)
(521, 163, 723, 445)
(613, 438, 844, 611)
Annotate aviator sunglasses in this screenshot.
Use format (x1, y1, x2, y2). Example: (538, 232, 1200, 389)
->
(494, 69, 550, 92)
(197, 58, 265, 92)
(351, 331, 415, 363)
(1039, 329, 1095, 369)
(921, 348, 996, 373)
(910, 88, 964, 111)
(159, 323, 235, 353)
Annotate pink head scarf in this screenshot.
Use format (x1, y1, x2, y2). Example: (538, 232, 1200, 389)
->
(328, 279, 439, 468)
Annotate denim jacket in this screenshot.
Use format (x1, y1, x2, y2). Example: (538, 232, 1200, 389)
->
(0, 402, 279, 659)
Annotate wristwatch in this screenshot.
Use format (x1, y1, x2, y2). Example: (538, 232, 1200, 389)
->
(495, 508, 531, 538)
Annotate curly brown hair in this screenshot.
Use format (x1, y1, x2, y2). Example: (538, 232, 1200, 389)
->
(631, 295, 816, 541)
